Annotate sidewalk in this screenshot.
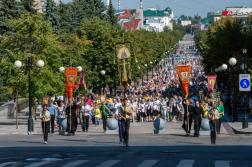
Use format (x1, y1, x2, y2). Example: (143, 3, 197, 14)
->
(225, 115, 252, 134)
(0, 117, 42, 135)
(0, 118, 231, 136)
(0, 107, 42, 135)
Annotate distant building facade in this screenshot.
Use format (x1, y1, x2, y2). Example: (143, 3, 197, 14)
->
(178, 15, 192, 27)
(115, 0, 173, 32)
(143, 7, 173, 32)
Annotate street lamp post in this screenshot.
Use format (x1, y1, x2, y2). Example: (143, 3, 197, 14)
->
(228, 57, 237, 121)
(100, 70, 106, 95)
(144, 64, 148, 81)
(150, 61, 153, 77)
(14, 56, 45, 134)
(242, 49, 248, 129)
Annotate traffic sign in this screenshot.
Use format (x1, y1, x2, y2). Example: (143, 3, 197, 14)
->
(239, 74, 251, 91)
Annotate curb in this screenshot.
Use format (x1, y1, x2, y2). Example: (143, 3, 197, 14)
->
(231, 128, 252, 135)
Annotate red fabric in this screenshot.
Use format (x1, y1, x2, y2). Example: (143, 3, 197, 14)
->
(222, 10, 232, 16)
(123, 19, 140, 31)
(117, 10, 132, 19)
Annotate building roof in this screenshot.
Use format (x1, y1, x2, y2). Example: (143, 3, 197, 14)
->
(144, 7, 172, 17)
(123, 19, 140, 31)
(178, 15, 190, 21)
(201, 17, 212, 25)
(117, 10, 132, 19)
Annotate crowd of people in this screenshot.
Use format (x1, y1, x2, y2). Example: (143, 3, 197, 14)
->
(40, 34, 225, 145)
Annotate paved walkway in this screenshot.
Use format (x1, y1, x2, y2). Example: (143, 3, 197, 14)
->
(0, 107, 248, 136)
(0, 117, 230, 136)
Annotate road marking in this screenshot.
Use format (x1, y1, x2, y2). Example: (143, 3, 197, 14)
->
(215, 161, 230, 167)
(176, 160, 195, 167)
(62, 160, 89, 167)
(95, 160, 121, 167)
(0, 162, 19, 167)
(136, 160, 158, 167)
(24, 161, 51, 167)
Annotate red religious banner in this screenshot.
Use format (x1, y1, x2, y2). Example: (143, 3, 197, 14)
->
(182, 81, 189, 97)
(207, 74, 217, 92)
(65, 67, 78, 98)
(177, 65, 191, 81)
(177, 65, 191, 97)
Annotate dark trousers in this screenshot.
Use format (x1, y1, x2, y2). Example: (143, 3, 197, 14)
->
(122, 119, 130, 144)
(102, 118, 107, 131)
(183, 115, 193, 134)
(209, 120, 217, 144)
(118, 120, 124, 143)
(42, 121, 50, 142)
(82, 115, 89, 131)
(50, 115, 55, 133)
(217, 117, 223, 134)
(194, 115, 202, 136)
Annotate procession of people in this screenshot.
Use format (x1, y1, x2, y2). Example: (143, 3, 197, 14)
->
(39, 34, 225, 146)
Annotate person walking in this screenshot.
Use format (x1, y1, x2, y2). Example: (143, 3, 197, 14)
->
(47, 103, 57, 134)
(121, 98, 133, 147)
(100, 101, 110, 133)
(217, 101, 225, 134)
(161, 98, 168, 121)
(193, 101, 203, 137)
(57, 100, 66, 135)
(182, 98, 193, 136)
(41, 107, 50, 144)
(94, 103, 101, 126)
(208, 108, 219, 144)
(115, 99, 124, 144)
(66, 101, 78, 136)
(81, 102, 91, 132)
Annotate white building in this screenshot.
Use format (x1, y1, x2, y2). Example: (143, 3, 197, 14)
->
(143, 7, 174, 32)
(178, 15, 192, 27)
(225, 6, 252, 16)
(180, 20, 191, 27)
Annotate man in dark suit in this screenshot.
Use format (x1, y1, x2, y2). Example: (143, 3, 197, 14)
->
(182, 98, 193, 136)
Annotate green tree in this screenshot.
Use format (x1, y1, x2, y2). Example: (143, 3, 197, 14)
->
(44, 0, 60, 32)
(106, 0, 117, 25)
(59, 0, 106, 32)
(0, 0, 21, 34)
(0, 13, 64, 98)
(21, 0, 37, 13)
(203, 17, 243, 72)
(79, 17, 121, 91)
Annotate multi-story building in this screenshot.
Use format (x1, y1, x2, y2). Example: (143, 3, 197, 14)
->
(116, 0, 173, 32)
(178, 15, 192, 27)
(144, 7, 174, 32)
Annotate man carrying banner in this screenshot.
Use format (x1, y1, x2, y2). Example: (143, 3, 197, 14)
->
(177, 65, 193, 136)
(182, 98, 194, 136)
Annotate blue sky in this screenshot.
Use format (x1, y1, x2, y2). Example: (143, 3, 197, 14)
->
(62, 0, 252, 17)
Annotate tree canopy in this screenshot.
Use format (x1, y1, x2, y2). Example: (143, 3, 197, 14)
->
(0, 0, 184, 101)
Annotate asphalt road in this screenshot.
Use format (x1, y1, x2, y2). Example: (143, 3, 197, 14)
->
(1, 134, 252, 167)
(0, 145, 252, 167)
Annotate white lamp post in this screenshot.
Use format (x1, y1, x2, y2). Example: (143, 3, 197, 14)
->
(14, 57, 45, 134)
(36, 60, 45, 68)
(59, 66, 65, 73)
(221, 64, 228, 71)
(77, 66, 83, 72)
(100, 70, 106, 75)
(14, 60, 22, 68)
(229, 57, 237, 66)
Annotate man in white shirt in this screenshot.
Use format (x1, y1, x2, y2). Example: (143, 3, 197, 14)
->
(81, 103, 91, 132)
